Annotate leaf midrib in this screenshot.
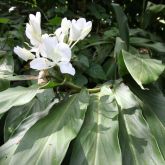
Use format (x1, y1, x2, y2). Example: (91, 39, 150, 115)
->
(94, 98, 101, 165)
(34, 94, 78, 165)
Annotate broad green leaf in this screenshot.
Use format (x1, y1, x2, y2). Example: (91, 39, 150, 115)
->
(0, 54, 14, 75)
(0, 85, 39, 114)
(130, 39, 165, 53)
(146, 2, 165, 14)
(82, 41, 110, 49)
(0, 18, 10, 24)
(4, 99, 37, 141)
(130, 37, 151, 44)
(128, 81, 165, 158)
(112, 3, 129, 47)
(122, 50, 165, 88)
(77, 55, 89, 68)
(103, 27, 119, 39)
(142, 42, 165, 53)
(95, 44, 113, 64)
(87, 63, 106, 80)
(0, 50, 7, 56)
(103, 58, 117, 80)
(70, 86, 122, 165)
(142, 106, 165, 159)
(143, 2, 165, 28)
(4, 89, 55, 141)
(114, 37, 127, 57)
(0, 75, 38, 81)
(0, 99, 57, 165)
(114, 37, 128, 76)
(88, 3, 108, 20)
(0, 80, 10, 91)
(48, 16, 61, 26)
(73, 73, 88, 86)
(114, 83, 165, 165)
(10, 89, 89, 165)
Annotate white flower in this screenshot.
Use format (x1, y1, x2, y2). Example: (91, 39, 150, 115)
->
(55, 18, 71, 42)
(69, 18, 92, 41)
(30, 57, 54, 70)
(35, 36, 75, 75)
(30, 33, 49, 57)
(59, 62, 75, 75)
(13, 13, 93, 76)
(61, 18, 71, 35)
(14, 46, 35, 61)
(25, 12, 42, 46)
(9, 6, 16, 13)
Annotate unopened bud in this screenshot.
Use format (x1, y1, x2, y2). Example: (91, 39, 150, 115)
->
(38, 70, 48, 85)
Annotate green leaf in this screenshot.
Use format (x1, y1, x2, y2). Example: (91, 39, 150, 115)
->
(74, 55, 89, 69)
(0, 75, 38, 81)
(10, 89, 89, 165)
(73, 73, 88, 86)
(103, 27, 119, 39)
(130, 37, 151, 44)
(0, 54, 14, 75)
(146, 2, 165, 14)
(112, 3, 129, 47)
(122, 50, 165, 88)
(130, 37, 165, 53)
(70, 86, 122, 165)
(0, 99, 57, 165)
(143, 2, 165, 28)
(4, 89, 55, 141)
(4, 99, 37, 141)
(0, 18, 10, 24)
(103, 58, 117, 80)
(128, 81, 165, 159)
(114, 37, 127, 57)
(0, 85, 39, 115)
(0, 80, 10, 91)
(87, 63, 106, 80)
(95, 44, 113, 64)
(142, 106, 165, 159)
(114, 37, 128, 76)
(114, 83, 165, 165)
(142, 42, 165, 53)
(48, 16, 61, 26)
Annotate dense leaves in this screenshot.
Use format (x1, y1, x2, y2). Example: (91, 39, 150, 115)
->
(0, 85, 39, 114)
(0, 0, 165, 164)
(10, 89, 89, 165)
(122, 50, 165, 89)
(70, 86, 122, 165)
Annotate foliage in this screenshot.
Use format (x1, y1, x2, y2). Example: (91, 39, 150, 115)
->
(0, 0, 165, 165)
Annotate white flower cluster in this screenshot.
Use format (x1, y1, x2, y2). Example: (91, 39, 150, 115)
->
(14, 12, 92, 76)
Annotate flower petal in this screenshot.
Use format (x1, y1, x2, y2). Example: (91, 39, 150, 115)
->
(25, 12, 42, 46)
(55, 28, 65, 42)
(56, 42, 71, 62)
(61, 18, 71, 35)
(14, 46, 35, 61)
(30, 58, 54, 70)
(80, 21, 92, 40)
(59, 62, 75, 75)
(69, 20, 82, 41)
(40, 36, 58, 58)
(69, 18, 92, 42)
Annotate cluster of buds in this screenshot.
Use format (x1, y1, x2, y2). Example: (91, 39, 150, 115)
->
(14, 12, 92, 76)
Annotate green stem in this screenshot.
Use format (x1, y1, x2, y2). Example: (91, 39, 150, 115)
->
(64, 82, 82, 90)
(63, 81, 112, 94)
(48, 75, 112, 94)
